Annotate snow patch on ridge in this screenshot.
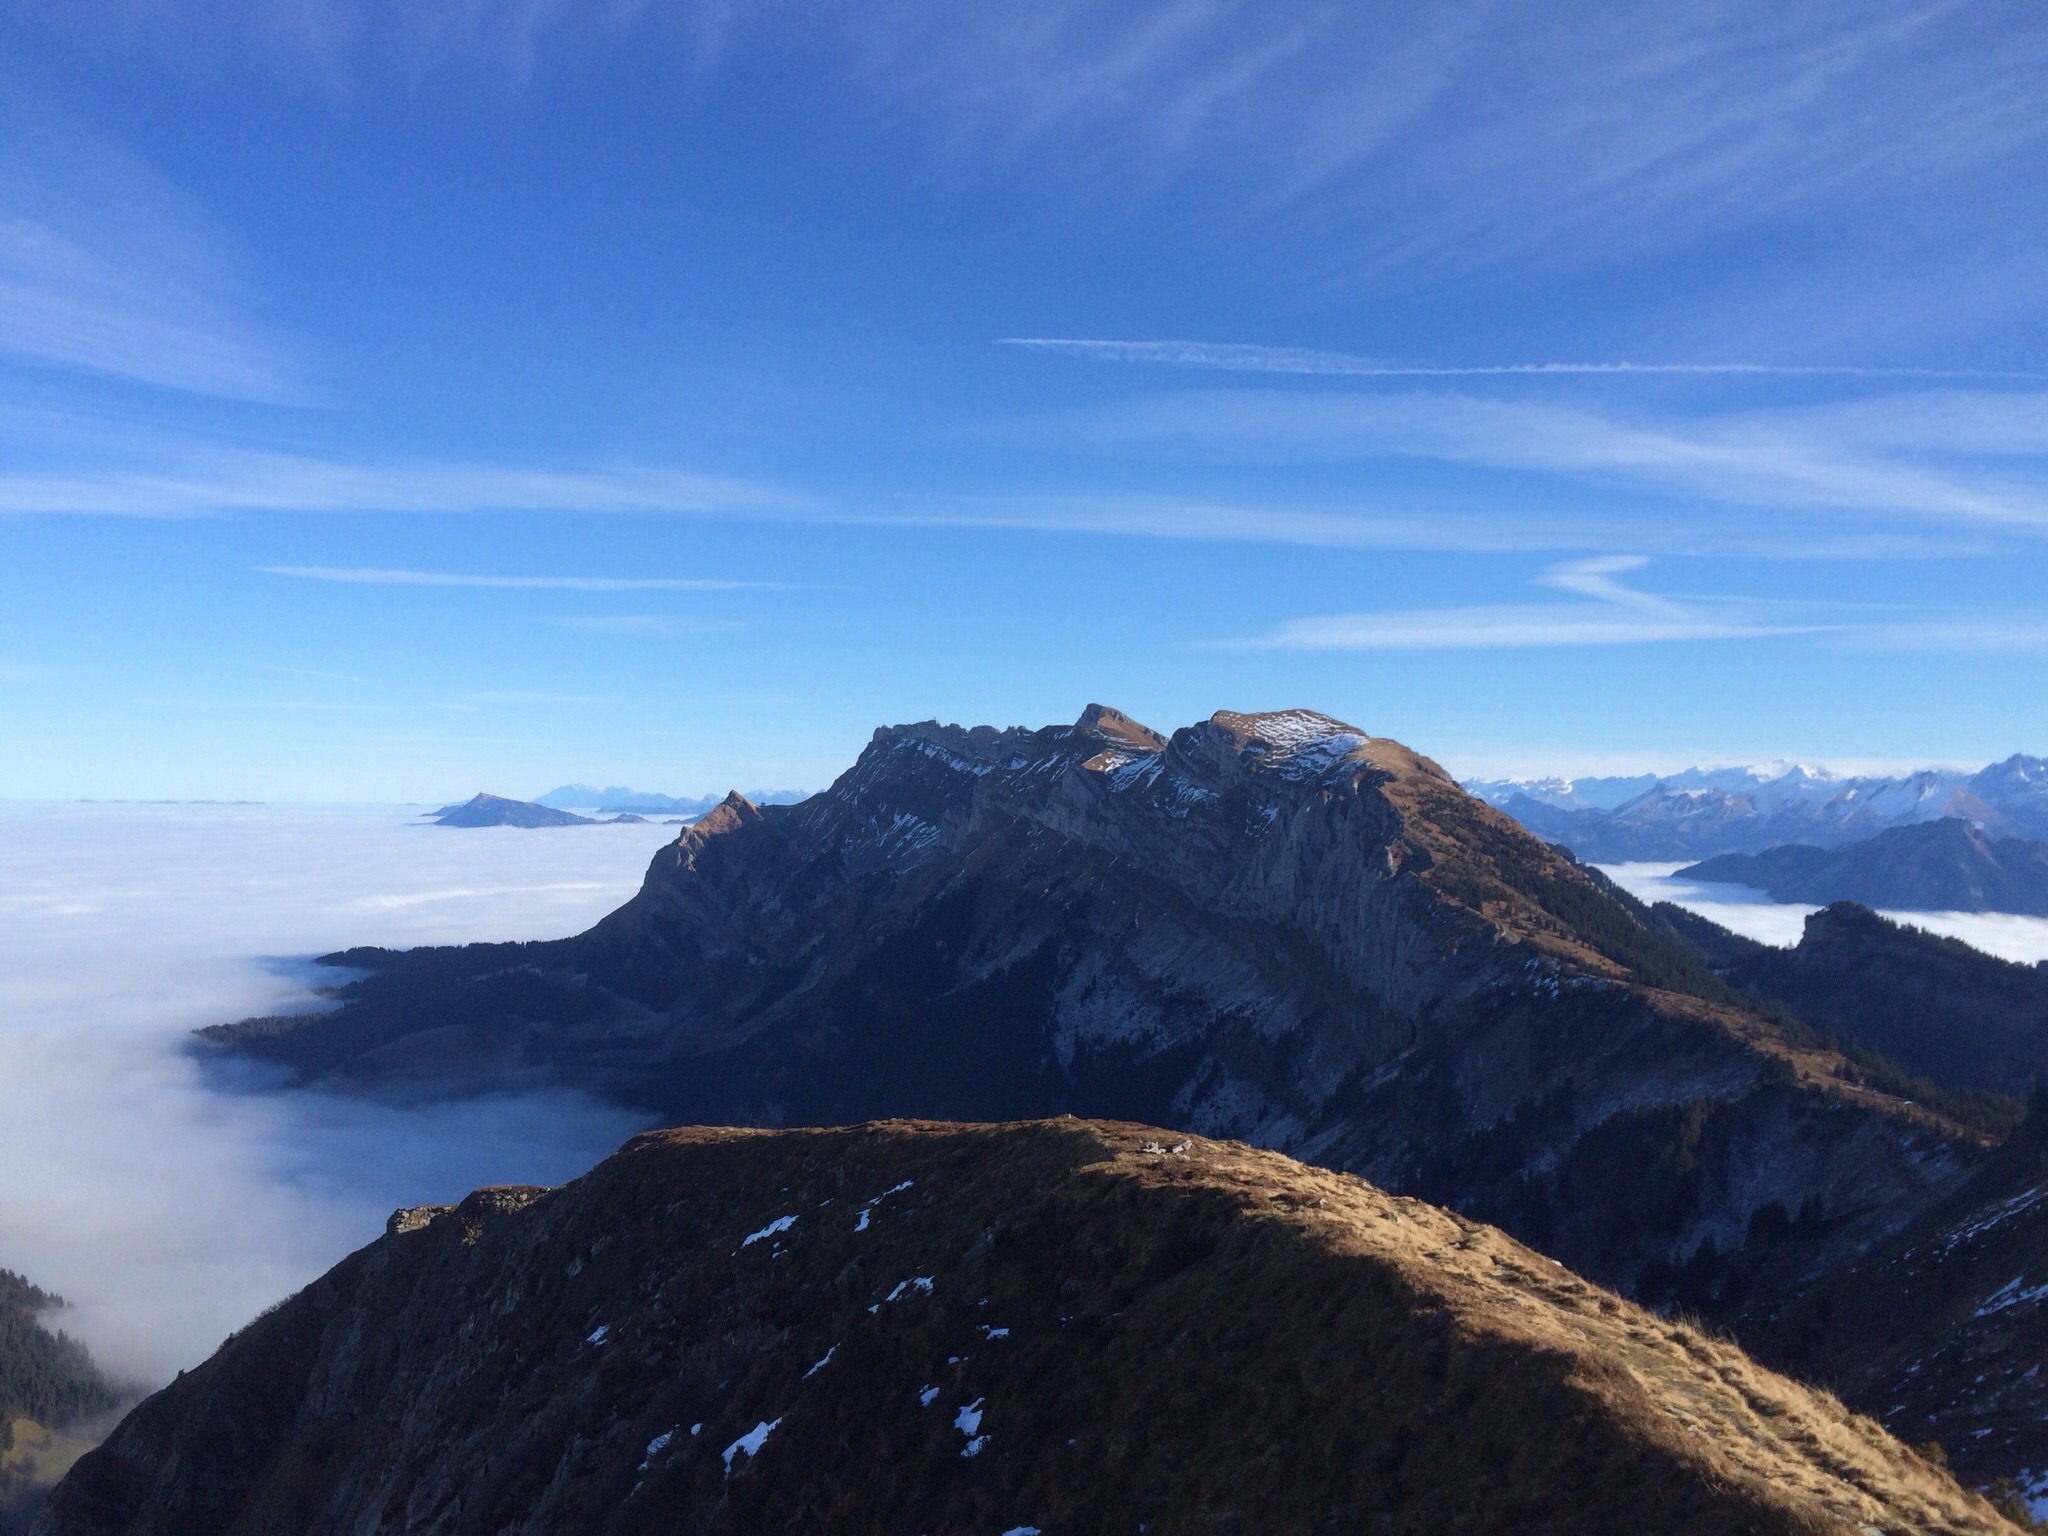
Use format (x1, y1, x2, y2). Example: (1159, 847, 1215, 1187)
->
(722, 1418, 780, 1472)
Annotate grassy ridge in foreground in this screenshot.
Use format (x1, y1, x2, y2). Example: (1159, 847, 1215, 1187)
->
(43, 1120, 2018, 1535)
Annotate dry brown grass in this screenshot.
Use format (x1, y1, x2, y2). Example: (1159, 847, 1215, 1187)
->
(46, 1118, 2021, 1536)
(1104, 1122, 2015, 1534)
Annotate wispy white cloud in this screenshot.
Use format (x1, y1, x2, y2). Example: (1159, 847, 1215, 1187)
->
(1030, 386, 2048, 532)
(0, 101, 306, 401)
(553, 613, 743, 636)
(801, 0, 2048, 300)
(463, 690, 625, 705)
(998, 337, 2032, 381)
(1841, 617, 2048, 652)
(257, 663, 369, 683)
(1223, 553, 2048, 653)
(67, 2, 2048, 314)
(0, 444, 810, 518)
(136, 696, 378, 712)
(262, 566, 770, 591)
(1222, 555, 1818, 651)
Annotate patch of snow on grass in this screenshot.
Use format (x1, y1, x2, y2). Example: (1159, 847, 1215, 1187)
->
(919, 1385, 940, 1406)
(885, 1275, 934, 1302)
(741, 1214, 797, 1248)
(638, 1430, 674, 1470)
(955, 1397, 984, 1436)
(585, 1324, 609, 1345)
(804, 1345, 836, 1378)
(722, 1417, 781, 1473)
(1974, 1274, 2048, 1318)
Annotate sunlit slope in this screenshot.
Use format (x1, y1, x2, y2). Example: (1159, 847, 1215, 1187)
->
(40, 1120, 2017, 1535)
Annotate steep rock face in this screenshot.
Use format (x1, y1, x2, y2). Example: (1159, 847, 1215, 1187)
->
(208, 708, 1974, 1306)
(34, 1121, 2017, 1536)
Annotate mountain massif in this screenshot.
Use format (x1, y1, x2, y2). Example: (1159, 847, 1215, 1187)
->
(196, 705, 2048, 1500)
(1680, 819, 2048, 915)
(1468, 755, 2048, 862)
(32, 1121, 2020, 1536)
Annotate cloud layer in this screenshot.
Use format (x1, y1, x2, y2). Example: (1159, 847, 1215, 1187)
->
(1222, 555, 1814, 651)
(0, 803, 674, 1383)
(1600, 860, 2048, 966)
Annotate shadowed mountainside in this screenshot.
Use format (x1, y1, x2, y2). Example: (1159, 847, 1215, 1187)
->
(32, 1121, 2020, 1536)
(1680, 819, 2048, 916)
(1656, 901, 2048, 1107)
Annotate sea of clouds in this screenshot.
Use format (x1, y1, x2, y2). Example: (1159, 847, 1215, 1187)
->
(0, 802, 676, 1388)
(1600, 863, 2048, 964)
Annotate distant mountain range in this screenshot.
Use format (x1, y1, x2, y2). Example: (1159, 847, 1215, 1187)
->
(1680, 818, 2048, 915)
(534, 784, 810, 815)
(197, 703, 2048, 1493)
(1465, 754, 2048, 862)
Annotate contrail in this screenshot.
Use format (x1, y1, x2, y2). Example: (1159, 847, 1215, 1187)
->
(997, 338, 2043, 381)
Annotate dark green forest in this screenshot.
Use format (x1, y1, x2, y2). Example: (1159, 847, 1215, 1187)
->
(0, 1270, 118, 1431)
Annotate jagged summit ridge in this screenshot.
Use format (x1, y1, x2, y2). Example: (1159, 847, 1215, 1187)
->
(855, 703, 1412, 820)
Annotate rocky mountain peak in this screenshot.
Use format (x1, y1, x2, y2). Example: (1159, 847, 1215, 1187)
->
(689, 790, 762, 838)
(1070, 702, 1167, 753)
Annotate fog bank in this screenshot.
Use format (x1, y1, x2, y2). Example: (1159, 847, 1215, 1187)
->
(0, 803, 675, 1386)
(1600, 862, 2048, 964)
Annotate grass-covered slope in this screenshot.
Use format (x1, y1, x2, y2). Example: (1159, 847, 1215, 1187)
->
(41, 1121, 2016, 1536)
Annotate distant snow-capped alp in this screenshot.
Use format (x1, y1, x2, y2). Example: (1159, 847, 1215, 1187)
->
(1464, 755, 2048, 860)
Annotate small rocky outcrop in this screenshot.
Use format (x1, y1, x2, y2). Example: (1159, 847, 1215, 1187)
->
(432, 794, 594, 829)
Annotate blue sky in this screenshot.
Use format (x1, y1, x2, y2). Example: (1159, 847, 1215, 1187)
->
(1, 1, 2045, 799)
